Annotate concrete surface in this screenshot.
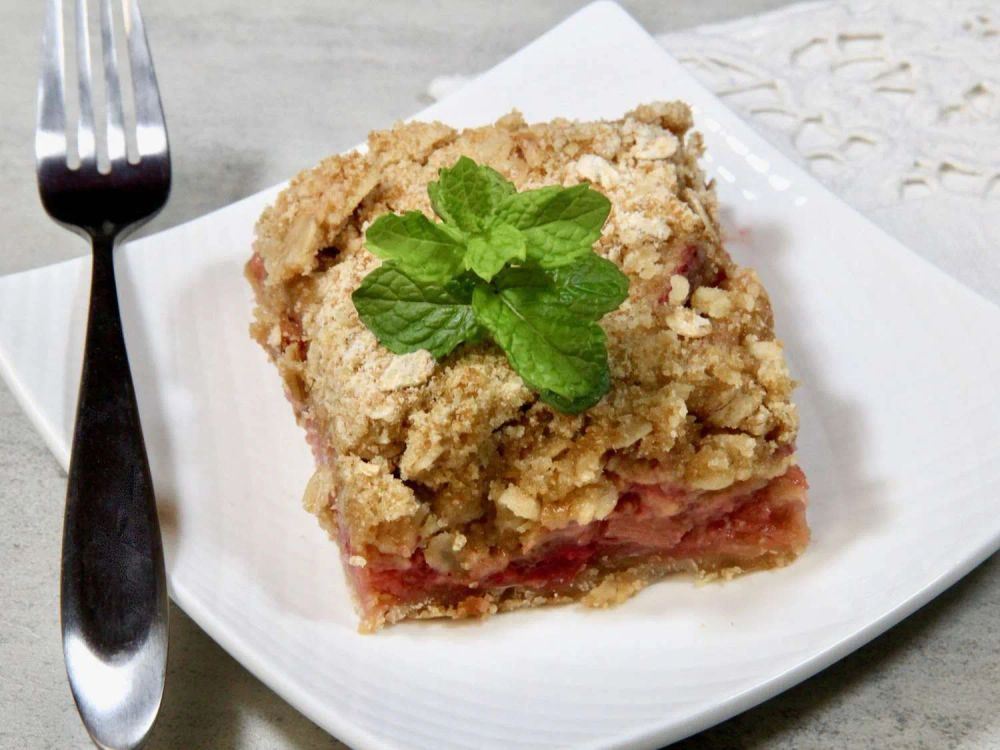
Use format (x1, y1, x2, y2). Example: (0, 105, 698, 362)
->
(0, 1, 996, 748)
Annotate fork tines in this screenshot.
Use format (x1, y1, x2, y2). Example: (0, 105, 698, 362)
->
(36, 0, 167, 173)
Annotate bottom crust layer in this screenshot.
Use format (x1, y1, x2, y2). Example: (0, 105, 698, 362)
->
(361, 548, 805, 632)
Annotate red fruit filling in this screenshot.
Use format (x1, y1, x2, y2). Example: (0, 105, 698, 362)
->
(347, 466, 808, 612)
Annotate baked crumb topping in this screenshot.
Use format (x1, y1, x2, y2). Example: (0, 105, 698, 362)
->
(249, 102, 799, 567)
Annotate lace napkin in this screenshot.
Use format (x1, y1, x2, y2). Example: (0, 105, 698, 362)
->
(429, 0, 1000, 303)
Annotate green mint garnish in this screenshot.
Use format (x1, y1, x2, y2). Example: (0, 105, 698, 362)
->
(427, 156, 516, 233)
(493, 182, 611, 268)
(352, 156, 627, 414)
(352, 265, 478, 359)
(464, 223, 527, 281)
(364, 210, 465, 283)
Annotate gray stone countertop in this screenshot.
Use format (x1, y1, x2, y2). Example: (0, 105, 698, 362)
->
(1, 1, 996, 748)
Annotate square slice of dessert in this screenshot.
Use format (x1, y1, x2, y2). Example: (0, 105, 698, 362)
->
(246, 102, 809, 631)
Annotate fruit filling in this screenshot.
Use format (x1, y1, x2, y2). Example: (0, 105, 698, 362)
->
(345, 467, 808, 614)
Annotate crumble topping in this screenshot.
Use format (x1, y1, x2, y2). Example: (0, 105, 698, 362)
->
(667, 274, 691, 306)
(249, 102, 799, 564)
(574, 154, 621, 188)
(377, 350, 436, 392)
(664, 307, 713, 338)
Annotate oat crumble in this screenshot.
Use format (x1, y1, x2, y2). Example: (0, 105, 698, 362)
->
(247, 102, 808, 630)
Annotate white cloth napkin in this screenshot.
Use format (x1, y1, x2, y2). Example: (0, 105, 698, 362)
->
(430, 0, 1000, 304)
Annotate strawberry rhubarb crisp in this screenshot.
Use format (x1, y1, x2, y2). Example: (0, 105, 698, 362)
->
(246, 102, 809, 631)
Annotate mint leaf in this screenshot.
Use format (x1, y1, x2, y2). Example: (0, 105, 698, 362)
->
(471, 284, 611, 408)
(548, 253, 629, 318)
(494, 253, 629, 320)
(490, 265, 548, 291)
(352, 264, 478, 359)
(535, 386, 609, 415)
(492, 183, 611, 268)
(464, 224, 527, 281)
(365, 211, 465, 283)
(428, 156, 516, 233)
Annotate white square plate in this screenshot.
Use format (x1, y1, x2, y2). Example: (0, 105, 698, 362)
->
(2, 3, 999, 748)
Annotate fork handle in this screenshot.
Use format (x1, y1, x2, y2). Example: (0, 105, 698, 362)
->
(62, 235, 167, 654)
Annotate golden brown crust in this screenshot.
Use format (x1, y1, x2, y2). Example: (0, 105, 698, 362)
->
(248, 102, 801, 586)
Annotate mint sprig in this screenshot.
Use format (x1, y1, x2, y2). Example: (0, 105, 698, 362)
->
(352, 156, 627, 414)
(352, 266, 479, 359)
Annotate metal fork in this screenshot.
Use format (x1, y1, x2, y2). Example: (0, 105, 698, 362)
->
(36, 0, 170, 747)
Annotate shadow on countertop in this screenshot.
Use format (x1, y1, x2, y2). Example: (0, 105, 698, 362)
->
(144, 601, 339, 750)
